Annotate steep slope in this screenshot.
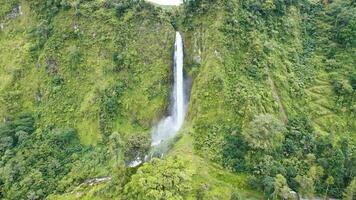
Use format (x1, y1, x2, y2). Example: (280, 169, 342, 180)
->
(0, 0, 175, 199)
(0, 0, 175, 145)
(181, 0, 355, 198)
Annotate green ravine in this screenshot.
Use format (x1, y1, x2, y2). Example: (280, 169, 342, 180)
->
(0, 0, 355, 200)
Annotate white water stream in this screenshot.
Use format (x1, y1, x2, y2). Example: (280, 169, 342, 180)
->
(129, 32, 186, 167)
(152, 32, 185, 146)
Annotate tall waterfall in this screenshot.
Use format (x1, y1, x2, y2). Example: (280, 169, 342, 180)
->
(173, 32, 185, 131)
(129, 32, 186, 167)
(151, 32, 186, 146)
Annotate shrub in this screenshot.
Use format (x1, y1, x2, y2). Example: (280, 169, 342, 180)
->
(124, 157, 191, 200)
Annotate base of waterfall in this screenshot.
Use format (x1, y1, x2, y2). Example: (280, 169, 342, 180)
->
(128, 134, 178, 167)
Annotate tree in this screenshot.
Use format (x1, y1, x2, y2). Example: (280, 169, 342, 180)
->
(273, 174, 293, 200)
(230, 191, 240, 200)
(15, 131, 29, 144)
(327, 150, 346, 197)
(327, 0, 356, 46)
(222, 131, 248, 172)
(0, 127, 83, 199)
(124, 157, 191, 200)
(243, 114, 286, 152)
(343, 178, 356, 200)
(124, 133, 151, 164)
(115, 1, 132, 18)
(262, 176, 275, 198)
(295, 165, 323, 198)
(109, 132, 123, 167)
(325, 176, 335, 199)
(295, 175, 314, 198)
(0, 137, 13, 152)
(0, 114, 35, 151)
(349, 73, 356, 90)
(282, 117, 315, 157)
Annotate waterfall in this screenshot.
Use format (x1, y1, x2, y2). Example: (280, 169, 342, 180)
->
(151, 31, 186, 146)
(129, 32, 186, 167)
(173, 32, 185, 131)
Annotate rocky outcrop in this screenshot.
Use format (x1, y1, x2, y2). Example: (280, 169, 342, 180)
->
(7, 4, 22, 19)
(1, 4, 23, 30)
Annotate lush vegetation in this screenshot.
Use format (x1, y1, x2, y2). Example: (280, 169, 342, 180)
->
(1, 0, 174, 199)
(0, 0, 355, 199)
(182, 0, 355, 199)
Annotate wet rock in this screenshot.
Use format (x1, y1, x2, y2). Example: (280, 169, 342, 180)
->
(7, 4, 22, 20)
(83, 177, 111, 186)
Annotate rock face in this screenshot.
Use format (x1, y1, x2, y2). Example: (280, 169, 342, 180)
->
(83, 177, 112, 186)
(1, 4, 22, 30)
(7, 4, 22, 19)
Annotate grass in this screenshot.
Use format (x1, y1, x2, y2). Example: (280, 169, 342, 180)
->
(49, 129, 263, 200)
(168, 131, 263, 200)
(48, 183, 109, 200)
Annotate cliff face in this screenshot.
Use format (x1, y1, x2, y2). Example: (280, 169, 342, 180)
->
(0, 1, 176, 199)
(0, 1, 175, 145)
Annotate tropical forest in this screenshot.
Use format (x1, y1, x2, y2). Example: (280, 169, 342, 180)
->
(0, 0, 355, 199)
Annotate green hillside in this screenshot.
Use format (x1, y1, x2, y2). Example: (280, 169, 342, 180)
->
(0, 0, 355, 199)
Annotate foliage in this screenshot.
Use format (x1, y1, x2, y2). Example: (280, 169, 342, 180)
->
(222, 131, 248, 172)
(230, 191, 240, 200)
(295, 165, 323, 198)
(0, 0, 355, 199)
(343, 178, 356, 200)
(243, 114, 286, 152)
(124, 157, 192, 200)
(0, 127, 84, 200)
(123, 133, 151, 164)
(184, 0, 355, 198)
(327, 0, 356, 47)
(282, 117, 315, 157)
(0, 0, 175, 199)
(272, 174, 294, 200)
(0, 114, 35, 155)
